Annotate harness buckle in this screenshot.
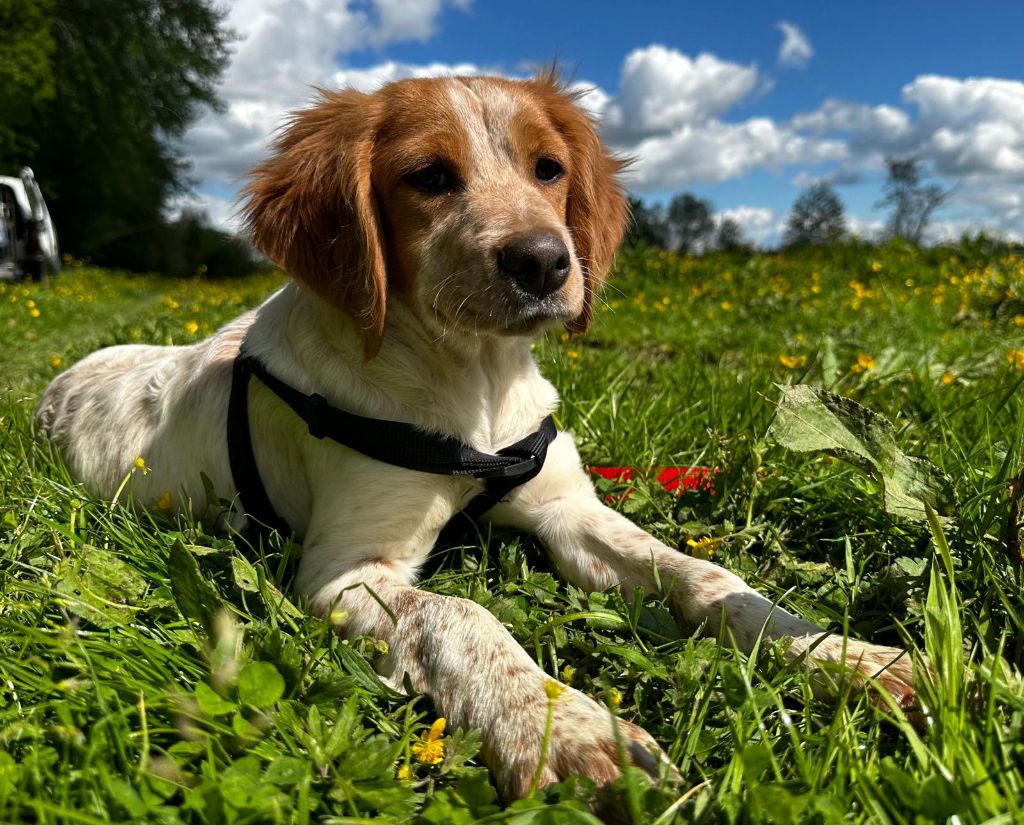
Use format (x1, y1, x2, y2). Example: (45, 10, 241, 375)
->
(487, 453, 538, 479)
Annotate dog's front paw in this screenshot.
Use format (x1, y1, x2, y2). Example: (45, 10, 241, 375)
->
(801, 635, 921, 719)
(484, 682, 672, 802)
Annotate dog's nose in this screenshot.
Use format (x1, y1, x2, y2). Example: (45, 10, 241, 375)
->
(497, 232, 571, 298)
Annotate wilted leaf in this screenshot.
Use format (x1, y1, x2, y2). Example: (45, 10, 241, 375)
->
(168, 539, 223, 635)
(55, 546, 147, 628)
(769, 384, 954, 522)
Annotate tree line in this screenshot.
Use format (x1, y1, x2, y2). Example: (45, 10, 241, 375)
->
(0, 0, 264, 278)
(629, 157, 950, 253)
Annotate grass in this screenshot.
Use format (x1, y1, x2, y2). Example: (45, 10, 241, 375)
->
(1, 240, 1023, 824)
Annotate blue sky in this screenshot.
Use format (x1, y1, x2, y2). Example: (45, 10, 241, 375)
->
(179, 0, 1024, 244)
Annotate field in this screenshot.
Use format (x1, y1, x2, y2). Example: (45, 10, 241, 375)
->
(1, 242, 1023, 824)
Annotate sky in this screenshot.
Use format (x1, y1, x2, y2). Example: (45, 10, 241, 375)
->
(176, 0, 1024, 246)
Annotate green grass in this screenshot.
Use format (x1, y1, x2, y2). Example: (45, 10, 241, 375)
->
(1, 241, 1023, 824)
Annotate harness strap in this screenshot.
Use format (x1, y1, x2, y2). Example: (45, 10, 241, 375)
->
(226, 347, 557, 541)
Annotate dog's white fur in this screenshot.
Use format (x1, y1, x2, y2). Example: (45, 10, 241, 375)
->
(36, 74, 915, 800)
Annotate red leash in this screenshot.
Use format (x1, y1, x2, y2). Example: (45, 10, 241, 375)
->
(588, 466, 716, 494)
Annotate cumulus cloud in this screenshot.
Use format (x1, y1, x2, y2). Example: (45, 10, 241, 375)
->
(777, 22, 813, 68)
(623, 119, 845, 190)
(599, 45, 761, 141)
(786, 75, 1024, 233)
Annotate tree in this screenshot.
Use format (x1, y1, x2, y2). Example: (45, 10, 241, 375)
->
(877, 156, 949, 244)
(0, 0, 55, 167)
(16, 0, 231, 267)
(783, 183, 847, 247)
(667, 193, 715, 254)
(714, 217, 749, 252)
(156, 210, 267, 279)
(626, 196, 669, 248)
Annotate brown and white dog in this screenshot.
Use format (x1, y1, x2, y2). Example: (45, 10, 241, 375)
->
(35, 73, 916, 799)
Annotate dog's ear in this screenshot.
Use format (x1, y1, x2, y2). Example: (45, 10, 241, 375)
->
(533, 72, 629, 335)
(242, 89, 387, 358)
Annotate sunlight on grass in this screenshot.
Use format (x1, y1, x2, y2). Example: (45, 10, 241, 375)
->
(1, 240, 1023, 822)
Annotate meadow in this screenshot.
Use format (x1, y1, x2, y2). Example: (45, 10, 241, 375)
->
(1, 241, 1022, 824)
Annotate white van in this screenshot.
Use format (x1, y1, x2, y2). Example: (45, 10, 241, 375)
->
(0, 168, 60, 281)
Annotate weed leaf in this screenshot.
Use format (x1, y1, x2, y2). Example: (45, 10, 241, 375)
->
(769, 384, 954, 521)
(237, 661, 285, 708)
(168, 538, 224, 634)
(54, 545, 147, 628)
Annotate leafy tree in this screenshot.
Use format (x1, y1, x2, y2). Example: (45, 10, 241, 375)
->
(714, 217, 749, 252)
(156, 210, 267, 280)
(877, 156, 949, 244)
(626, 196, 669, 248)
(667, 193, 715, 254)
(17, 0, 231, 268)
(783, 183, 847, 247)
(0, 0, 55, 166)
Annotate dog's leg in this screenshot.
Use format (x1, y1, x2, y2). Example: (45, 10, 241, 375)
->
(303, 559, 669, 800)
(491, 434, 917, 704)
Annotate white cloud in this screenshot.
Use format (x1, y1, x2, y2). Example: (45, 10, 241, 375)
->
(777, 22, 813, 69)
(717, 206, 784, 246)
(785, 75, 1024, 236)
(592, 45, 846, 190)
(600, 45, 762, 141)
(623, 119, 846, 190)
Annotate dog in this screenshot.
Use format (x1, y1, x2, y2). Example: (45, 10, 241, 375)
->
(35, 72, 917, 801)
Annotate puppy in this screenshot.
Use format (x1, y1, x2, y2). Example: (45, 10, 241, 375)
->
(35, 73, 916, 799)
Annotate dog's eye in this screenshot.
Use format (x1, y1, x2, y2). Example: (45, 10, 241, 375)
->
(535, 157, 564, 183)
(405, 162, 456, 194)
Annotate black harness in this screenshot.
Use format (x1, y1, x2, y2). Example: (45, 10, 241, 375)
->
(226, 345, 557, 542)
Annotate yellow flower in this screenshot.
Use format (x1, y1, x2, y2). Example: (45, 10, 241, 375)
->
(374, 640, 390, 656)
(852, 353, 876, 373)
(720, 301, 732, 311)
(778, 354, 807, 369)
(941, 372, 955, 385)
(25, 299, 35, 308)
(134, 456, 150, 475)
(396, 764, 412, 781)
(561, 665, 576, 684)
(411, 717, 446, 765)
(184, 320, 199, 334)
(1014, 315, 1024, 327)
(544, 679, 565, 700)
(30, 308, 40, 318)
(49, 355, 62, 368)
(687, 536, 720, 559)
(607, 688, 622, 708)
(567, 350, 579, 359)
(156, 490, 174, 510)
(1008, 349, 1024, 371)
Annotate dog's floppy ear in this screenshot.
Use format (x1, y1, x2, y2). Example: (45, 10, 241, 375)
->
(242, 89, 387, 358)
(533, 72, 629, 335)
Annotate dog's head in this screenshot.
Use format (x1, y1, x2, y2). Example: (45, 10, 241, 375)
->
(243, 72, 627, 356)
